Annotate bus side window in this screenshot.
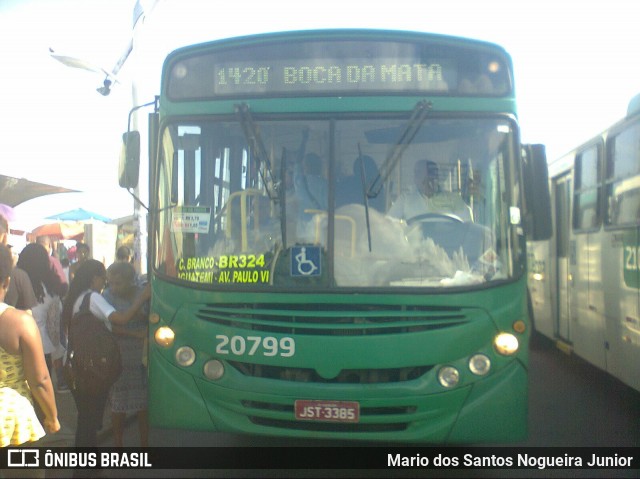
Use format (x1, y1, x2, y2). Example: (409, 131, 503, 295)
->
(605, 124, 640, 227)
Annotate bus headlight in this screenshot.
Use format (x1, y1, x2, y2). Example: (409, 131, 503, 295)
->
(468, 354, 491, 375)
(203, 359, 225, 380)
(175, 346, 196, 367)
(437, 366, 459, 388)
(494, 332, 519, 355)
(154, 326, 175, 348)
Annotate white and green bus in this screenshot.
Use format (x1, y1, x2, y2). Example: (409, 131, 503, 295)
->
(528, 93, 640, 393)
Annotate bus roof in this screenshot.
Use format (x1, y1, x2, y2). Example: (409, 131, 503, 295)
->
(162, 29, 514, 104)
(628, 92, 640, 117)
(165, 29, 511, 60)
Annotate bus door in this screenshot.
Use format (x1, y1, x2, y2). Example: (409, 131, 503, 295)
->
(554, 174, 573, 341)
(571, 144, 606, 369)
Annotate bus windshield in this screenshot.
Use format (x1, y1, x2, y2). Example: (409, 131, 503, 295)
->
(154, 113, 520, 290)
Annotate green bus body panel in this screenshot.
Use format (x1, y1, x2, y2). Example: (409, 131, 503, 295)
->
(161, 97, 517, 118)
(148, 346, 213, 430)
(448, 360, 528, 442)
(148, 278, 529, 442)
(622, 229, 640, 289)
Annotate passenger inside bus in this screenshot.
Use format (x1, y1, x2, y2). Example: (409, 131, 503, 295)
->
(249, 195, 281, 249)
(281, 160, 300, 247)
(293, 152, 328, 241)
(224, 191, 281, 252)
(294, 153, 328, 212)
(336, 155, 386, 212)
(387, 159, 473, 222)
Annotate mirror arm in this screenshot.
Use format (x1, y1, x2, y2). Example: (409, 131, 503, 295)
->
(126, 97, 158, 136)
(126, 188, 149, 212)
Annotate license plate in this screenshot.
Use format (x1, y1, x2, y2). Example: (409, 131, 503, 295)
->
(294, 400, 360, 423)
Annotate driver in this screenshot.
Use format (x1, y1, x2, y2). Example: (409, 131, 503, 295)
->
(387, 159, 473, 222)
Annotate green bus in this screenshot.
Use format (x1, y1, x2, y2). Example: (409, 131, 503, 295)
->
(120, 29, 551, 443)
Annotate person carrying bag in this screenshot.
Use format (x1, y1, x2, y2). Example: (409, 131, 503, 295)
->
(63, 292, 122, 394)
(61, 259, 150, 448)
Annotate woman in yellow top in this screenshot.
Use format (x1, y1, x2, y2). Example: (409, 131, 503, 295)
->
(0, 243, 60, 446)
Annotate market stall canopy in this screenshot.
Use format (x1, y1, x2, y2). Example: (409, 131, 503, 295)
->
(0, 175, 77, 207)
(32, 222, 84, 240)
(46, 208, 111, 223)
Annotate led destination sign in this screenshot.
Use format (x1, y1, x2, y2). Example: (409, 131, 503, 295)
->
(167, 39, 509, 99)
(213, 60, 450, 94)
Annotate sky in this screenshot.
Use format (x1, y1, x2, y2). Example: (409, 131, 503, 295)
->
(1, 0, 639, 230)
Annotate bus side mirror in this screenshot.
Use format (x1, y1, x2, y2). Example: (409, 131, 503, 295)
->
(522, 144, 552, 241)
(119, 131, 140, 189)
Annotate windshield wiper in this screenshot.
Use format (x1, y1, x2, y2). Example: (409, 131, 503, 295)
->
(357, 143, 373, 252)
(279, 147, 288, 244)
(235, 103, 278, 200)
(367, 100, 432, 198)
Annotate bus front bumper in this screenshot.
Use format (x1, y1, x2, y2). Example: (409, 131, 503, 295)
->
(149, 349, 527, 443)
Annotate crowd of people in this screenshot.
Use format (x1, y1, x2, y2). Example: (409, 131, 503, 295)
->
(0, 204, 149, 456)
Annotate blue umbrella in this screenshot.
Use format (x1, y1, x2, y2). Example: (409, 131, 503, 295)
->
(46, 208, 111, 223)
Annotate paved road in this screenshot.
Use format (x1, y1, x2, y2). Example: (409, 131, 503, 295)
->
(522, 333, 639, 447)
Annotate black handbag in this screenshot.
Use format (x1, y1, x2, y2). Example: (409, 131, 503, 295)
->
(63, 292, 122, 393)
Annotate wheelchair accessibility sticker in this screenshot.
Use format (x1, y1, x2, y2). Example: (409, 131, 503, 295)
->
(291, 246, 321, 277)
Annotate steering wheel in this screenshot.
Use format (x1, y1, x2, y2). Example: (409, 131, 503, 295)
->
(406, 212, 464, 225)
